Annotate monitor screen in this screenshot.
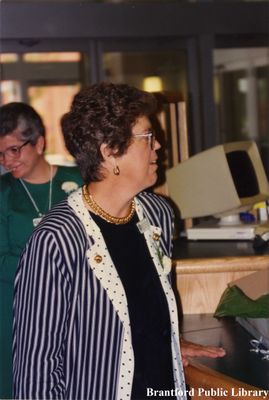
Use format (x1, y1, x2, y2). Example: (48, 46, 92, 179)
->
(166, 141, 269, 219)
(226, 150, 259, 198)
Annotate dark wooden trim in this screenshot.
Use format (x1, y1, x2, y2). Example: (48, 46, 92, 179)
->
(1, 2, 269, 40)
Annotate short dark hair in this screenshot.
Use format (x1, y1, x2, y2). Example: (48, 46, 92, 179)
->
(61, 82, 156, 183)
(0, 102, 45, 144)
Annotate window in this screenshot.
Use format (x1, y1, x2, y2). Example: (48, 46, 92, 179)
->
(0, 52, 88, 164)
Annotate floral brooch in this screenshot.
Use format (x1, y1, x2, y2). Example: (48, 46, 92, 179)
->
(61, 181, 79, 194)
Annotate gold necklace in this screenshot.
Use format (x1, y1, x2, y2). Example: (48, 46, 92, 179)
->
(82, 184, 136, 225)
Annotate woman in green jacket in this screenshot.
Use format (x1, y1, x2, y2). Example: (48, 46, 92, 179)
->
(0, 102, 83, 399)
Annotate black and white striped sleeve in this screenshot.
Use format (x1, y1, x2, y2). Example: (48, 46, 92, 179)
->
(13, 229, 71, 400)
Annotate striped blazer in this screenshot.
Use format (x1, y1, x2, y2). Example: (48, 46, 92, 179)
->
(13, 189, 187, 400)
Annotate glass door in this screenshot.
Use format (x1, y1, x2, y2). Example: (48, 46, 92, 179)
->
(214, 47, 269, 175)
(0, 51, 88, 164)
(28, 83, 80, 164)
(103, 51, 188, 98)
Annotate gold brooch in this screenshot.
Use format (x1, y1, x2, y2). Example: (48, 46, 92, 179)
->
(94, 254, 103, 263)
(153, 233, 160, 241)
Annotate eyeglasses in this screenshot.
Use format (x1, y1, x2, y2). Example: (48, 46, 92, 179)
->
(0, 140, 31, 162)
(132, 131, 156, 150)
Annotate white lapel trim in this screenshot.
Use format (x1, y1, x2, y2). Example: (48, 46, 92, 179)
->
(68, 189, 134, 400)
(135, 197, 186, 395)
(68, 189, 131, 329)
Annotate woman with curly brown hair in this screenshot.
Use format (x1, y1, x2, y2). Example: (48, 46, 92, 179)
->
(13, 83, 225, 400)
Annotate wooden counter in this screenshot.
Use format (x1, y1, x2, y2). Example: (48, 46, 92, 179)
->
(185, 361, 268, 400)
(173, 255, 269, 314)
(181, 314, 269, 399)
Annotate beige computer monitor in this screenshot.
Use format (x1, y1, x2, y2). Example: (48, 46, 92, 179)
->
(166, 141, 269, 219)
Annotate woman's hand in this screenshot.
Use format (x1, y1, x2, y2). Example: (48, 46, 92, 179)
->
(180, 338, 226, 367)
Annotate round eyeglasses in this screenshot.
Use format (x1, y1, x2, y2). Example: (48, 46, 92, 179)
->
(132, 131, 156, 150)
(0, 140, 31, 162)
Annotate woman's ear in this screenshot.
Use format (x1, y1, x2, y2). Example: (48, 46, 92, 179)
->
(100, 143, 112, 161)
(100, 143, 120, 175)
(36, 136, 45, 155)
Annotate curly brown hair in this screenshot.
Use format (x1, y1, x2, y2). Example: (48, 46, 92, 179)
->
(61, 82, 156, 183)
